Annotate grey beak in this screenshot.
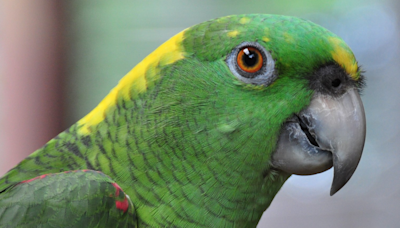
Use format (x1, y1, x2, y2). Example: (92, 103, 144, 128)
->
(271, 88, 366, 195)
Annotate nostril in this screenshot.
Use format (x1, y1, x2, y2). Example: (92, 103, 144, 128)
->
(331, 78, 341, 88)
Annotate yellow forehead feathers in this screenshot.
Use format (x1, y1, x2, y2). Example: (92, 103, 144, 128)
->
(262, 37, 270, 42)
(227, 30, 239, 38)
(328, 37, 359, 80)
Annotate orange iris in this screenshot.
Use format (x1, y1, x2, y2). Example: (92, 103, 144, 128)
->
(236, 47, 263, 73)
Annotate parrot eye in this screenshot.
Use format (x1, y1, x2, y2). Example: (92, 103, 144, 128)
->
(236, 47, 263, 74)
(227, 42, 276, 86)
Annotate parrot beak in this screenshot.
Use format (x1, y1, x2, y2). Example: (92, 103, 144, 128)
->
(271, 87, 366, 195)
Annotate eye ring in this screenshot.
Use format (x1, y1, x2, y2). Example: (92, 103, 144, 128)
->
(226, 42, 276, 86)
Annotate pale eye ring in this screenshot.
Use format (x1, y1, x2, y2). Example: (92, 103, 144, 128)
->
(226, 42, 276, 86)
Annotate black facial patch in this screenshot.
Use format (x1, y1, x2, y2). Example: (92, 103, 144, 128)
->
(309, 64, 355, 96)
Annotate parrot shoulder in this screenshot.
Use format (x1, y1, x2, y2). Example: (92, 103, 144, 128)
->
(0, 170, 137, 228)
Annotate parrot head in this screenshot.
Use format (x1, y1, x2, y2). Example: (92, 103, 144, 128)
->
(178, 14, 366, 195)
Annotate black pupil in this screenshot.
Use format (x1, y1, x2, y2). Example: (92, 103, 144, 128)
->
(331, 78, 341, 88)
(242, 48, 258, 67)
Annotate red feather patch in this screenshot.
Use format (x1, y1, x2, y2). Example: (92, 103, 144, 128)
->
(112, 182, 129, 213)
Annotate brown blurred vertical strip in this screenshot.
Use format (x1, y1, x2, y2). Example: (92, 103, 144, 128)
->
(0, 1, 66, 175)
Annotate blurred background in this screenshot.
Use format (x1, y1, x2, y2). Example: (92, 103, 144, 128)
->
(0, 0, 399, 227)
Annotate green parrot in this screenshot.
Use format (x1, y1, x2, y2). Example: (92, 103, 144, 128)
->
(0, 14, 366, 227)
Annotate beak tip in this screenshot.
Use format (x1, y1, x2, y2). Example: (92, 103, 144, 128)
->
(329, 166, 356, 196)
(330, 179, 346, 196)
(330, 186, 340, 196)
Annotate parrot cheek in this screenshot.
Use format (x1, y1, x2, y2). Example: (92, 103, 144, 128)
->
(270, 87, 366, 195)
